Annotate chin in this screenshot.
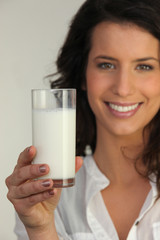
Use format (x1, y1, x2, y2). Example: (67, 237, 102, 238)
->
(106, 125, 143, 138)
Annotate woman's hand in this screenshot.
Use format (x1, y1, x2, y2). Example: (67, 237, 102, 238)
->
(5, 146, 83, 233)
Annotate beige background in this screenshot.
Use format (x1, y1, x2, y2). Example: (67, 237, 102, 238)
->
(0, 0, 85, 239)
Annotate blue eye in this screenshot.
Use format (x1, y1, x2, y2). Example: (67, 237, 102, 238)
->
(97, 62, 115, 70)
(136, 64, 153, 71)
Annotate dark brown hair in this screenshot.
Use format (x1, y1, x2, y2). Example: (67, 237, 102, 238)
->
(49, 0, 160, 196)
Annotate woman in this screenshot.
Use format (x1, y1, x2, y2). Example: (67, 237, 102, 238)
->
(6, 0, 160, 239)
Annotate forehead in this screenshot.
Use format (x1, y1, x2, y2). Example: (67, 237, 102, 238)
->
(90, 22, 159, 58)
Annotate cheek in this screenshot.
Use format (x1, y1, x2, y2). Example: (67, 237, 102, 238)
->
(86, 80, 99, 108)
(141, 78, 160, 112)
(86, 77, 105, 112)
(138, 74, 160, 95)
(86, 73, 100, 112)
(144, 79, 160, 100)
(86, 67, 107, 96)
(86, 69, 99, 97)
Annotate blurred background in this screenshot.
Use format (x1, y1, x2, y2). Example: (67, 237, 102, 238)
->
(0, 0, 85, 239)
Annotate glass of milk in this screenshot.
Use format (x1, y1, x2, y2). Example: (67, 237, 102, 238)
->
(32, 89, 76, 188)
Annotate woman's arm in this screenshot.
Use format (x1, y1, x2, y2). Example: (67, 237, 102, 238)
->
(6, 146, 83, 240)
(25, 218, 59, 240)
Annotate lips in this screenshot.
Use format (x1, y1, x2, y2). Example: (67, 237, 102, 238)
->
(105, 102, 142, 118)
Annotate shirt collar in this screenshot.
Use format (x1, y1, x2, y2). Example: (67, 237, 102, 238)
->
(83, 155, 158, 215)
(83, 155, 109, 206)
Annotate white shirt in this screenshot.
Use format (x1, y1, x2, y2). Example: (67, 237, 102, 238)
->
(15, 155, 160, 240)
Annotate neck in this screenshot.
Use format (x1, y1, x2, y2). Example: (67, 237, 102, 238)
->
(93, 129, 146, 186)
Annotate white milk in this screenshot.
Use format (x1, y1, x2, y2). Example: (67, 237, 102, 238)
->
(32, 108, 76, 180)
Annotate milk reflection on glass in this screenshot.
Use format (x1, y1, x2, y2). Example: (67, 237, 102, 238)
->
(32, 89, 76, 188)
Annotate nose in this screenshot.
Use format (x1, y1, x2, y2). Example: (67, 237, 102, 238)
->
(112, 69, 135, 97)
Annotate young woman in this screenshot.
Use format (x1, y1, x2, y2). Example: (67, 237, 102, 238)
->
(6, 0, 160, 239)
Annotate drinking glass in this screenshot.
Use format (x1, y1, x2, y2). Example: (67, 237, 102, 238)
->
(32, 89, 76, 188)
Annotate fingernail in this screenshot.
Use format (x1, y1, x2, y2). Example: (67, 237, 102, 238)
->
(49, 189, 55, 195)
(39, 165, 46, 173)
(27, 147, 31, 153)
(41, 180, 51, 187)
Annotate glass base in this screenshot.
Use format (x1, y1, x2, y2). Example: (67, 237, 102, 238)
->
(52, 178, 75, 188)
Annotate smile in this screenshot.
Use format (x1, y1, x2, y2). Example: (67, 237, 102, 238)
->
(108, 103, 139, 112)
(105, 102, 142, 119)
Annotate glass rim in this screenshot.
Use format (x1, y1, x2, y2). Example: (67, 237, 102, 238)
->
(31, 88, 76, 92)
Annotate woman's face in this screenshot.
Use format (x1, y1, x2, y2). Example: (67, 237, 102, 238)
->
(86, 22, 160, 138)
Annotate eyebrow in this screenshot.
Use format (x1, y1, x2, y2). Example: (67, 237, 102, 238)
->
(134, 57, 159, 63)
(94, 55, 160, 63)
(95, 56, 118, 61)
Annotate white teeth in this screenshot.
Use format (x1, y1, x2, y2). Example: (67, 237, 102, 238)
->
(109, 103, 139, 112)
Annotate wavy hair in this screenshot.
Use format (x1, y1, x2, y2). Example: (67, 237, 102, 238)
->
(49, 0, 160, 197)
